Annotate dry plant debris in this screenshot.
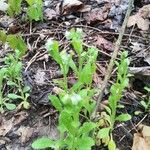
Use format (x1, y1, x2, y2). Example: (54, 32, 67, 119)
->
(127, 4, 150, 30)
(132, 124, 150, 150)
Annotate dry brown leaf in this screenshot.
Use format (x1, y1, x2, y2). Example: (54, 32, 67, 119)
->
(0, 111, 28, 136)
(95, 35, 114, 51)
(78, 5, 91, 12)
(127, 4, 150, 30)
(132, 124, 150, 150)
(139, 4, 150, 18)
(85, 9, 108, 24)
(13, 111, 28, 125)
(58, 0, 83, 15)
(132, 133, 150, 150)
(44, 8, 57, 20)
(93, 73, 101, 84)
(0, 118, 13, 136)
(17, 126, 34, 143)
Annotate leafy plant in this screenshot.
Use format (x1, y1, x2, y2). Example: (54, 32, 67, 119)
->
(96, 51, 131, 150)
(0, 67, 16, 112)
(3, 0, 43, 21)
(32, 28, 98, 150)
(4, 49, 30, 109)
(26, 0, 43, 21)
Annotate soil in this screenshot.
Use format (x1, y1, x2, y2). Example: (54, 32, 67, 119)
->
(0, 0, 150, 150)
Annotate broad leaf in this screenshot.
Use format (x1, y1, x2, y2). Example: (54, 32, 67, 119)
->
(79, 122, 96, 135)
(32, 137, 55, 149)
(115, 114, 131, 122)
(48, 94, 62, 112)
(77, 136, 95, 150)
(98, 127, 110, 139)
(7, 93, 22, 99)
(5, 103, 16, 110)
(108, 139, 116, 150)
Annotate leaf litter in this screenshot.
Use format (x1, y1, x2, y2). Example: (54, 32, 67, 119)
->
(0, 0, 150, 150)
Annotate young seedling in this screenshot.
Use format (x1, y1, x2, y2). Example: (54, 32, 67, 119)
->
(32, 28, 98, 150)
(0, 68, 16, 112)
(4, 49, 30, 109)
(6, 0, 43, 21)
(97, 51, 131, 150)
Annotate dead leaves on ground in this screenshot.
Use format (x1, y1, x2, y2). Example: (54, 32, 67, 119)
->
(84, 4, 111, 24)
(0, 111, 28, 136)
(0, 111, 35, 145)
(95, 35, 114, 51)
(127, 4, 150, 30)
(132, 124, 150, 150)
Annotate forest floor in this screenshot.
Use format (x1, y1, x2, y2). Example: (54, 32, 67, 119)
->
(0, 0, 150, 150)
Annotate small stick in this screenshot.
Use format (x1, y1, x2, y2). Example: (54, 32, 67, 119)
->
(92, 0, 134, 119)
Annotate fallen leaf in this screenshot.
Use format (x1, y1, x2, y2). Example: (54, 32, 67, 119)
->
(13, 111, 28, 125)
(0, 118, 13, 136)
(85, 8, 109, 24)
(93, 73, 101, 84)
(0, 111, 28, 136)
(44, 8, 57, 20)
(78, 5, 91, 13)
(127, 4, 150, 30)
(17, 126, 34, 143)
(57, 0, 83, 15)
(132, 124, 150, 150)
(139, 4, 150, 18)
(95, 35, 114, 51)
(132, 133, 150, 150)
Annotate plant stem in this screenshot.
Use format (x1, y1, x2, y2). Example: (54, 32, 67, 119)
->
(92, 0, 134, 119)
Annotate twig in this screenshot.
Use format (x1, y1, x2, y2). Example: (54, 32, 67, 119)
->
(92, 0, 134, 119)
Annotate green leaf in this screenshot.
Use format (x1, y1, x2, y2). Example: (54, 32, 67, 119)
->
(0, 30, 7, 43)
(144, 87, 150, 92)
(140, 100, 148, 109)
(32, 137, 55, 149)
(79, 62, 93, 85)
(59, 110, 75, 135)
(69, 57, 78, 76)
(115, 114, 131, 122)
(79, 122, 96, 135)
(7, 0, 22, 16)
(7, 35, 27, 57)
(7, 81, 18, 87)
(98, 127, 110, 139)
(23, 86, 31, 93)
(5, 103, 16, 110)
(27, 4, 43, 21)
(46, 40, 62, 65)
(108, 139, 116, 150)
(77, 136, 95, 150)
(48, 94, 62, 112)
(7, 93, 22, 99)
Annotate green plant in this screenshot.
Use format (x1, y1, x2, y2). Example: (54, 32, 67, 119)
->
(96, 51, 131, 150)
(0, 31, 29, 112)
(32, 28, 98, 150)
(0, 67, 16, 112)
(4, 49, 30, 109)
(6, 0, 43, 21)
